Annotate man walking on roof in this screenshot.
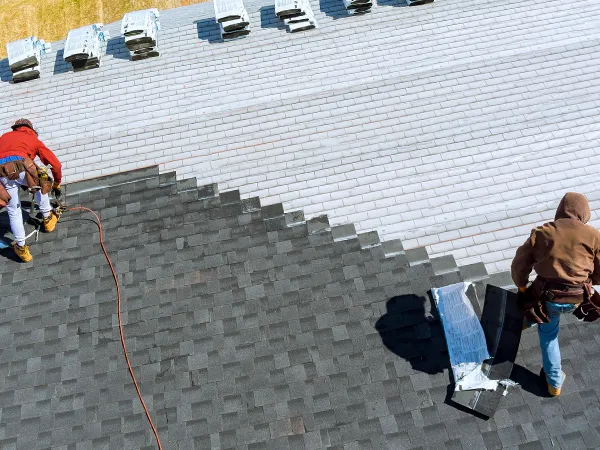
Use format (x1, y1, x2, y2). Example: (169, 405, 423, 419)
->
(511, 192, 600, 397)
(0, 119, 62, 262)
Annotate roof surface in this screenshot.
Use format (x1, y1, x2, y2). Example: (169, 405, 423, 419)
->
(1, 0, 599, 273)
(1, 2, 600, 447)
(0, 168, 597, 449)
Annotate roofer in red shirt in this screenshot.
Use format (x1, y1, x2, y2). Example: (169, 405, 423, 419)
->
(0, 119, 62, 262)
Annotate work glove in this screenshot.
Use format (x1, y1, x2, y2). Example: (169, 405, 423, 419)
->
(52, 182, 62, 199)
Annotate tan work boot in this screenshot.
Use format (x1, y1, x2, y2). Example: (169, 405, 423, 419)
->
(43, 211, 59, 233)
(12, 242, 32, 263)
(548, 371, 566, 397)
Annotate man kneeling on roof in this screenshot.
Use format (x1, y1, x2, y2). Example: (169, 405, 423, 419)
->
(511, 192, 600, 397)
(0, 119, 62, 262)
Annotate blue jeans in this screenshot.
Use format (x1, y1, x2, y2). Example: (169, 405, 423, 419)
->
(538, 302, 577, 388)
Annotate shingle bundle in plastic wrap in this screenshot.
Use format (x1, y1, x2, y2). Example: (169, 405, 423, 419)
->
(343, 0, 375, 15)
(122, 9, 161, 60)
(214, 0, 250, 41)
(64, 24, 109, 71)
(431, 282, 499, 392)
(6, 37, 51, 82)
(275, 0, 318, 32)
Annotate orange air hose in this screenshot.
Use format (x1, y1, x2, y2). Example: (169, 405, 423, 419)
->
(69, 207, 163, 450)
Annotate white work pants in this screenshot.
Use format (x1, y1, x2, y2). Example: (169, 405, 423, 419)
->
(0, 171, 51, 246)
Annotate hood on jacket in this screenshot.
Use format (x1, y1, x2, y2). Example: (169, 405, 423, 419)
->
(555, 192, 591, 223)
(13, 127, 37, 137)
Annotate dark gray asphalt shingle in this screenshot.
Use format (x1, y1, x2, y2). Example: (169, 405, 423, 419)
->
(0, 167, 596, 449)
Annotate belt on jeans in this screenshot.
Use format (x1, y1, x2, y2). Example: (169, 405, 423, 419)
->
(548, 301, 582, 307)
(0, 156, 24, 165)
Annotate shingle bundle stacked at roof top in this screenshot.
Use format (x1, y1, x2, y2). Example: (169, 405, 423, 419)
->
(214, 0, 251, 41)
(121, 9, 161, 61)
(6, 36, 51, 82)
(63, 24, 109, 71)
(343, 0, 375, 15)
(344, 0, 374, 16)
(405, 0, 434, 6)
(275, 0, 318, 32)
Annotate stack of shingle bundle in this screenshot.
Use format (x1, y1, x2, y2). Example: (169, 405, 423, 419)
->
(64, 24, 109, 72)
(275, 0, 317, 32)
(214, 0, 250, 41)
(121, 9, 161, 60)
(6, 36, 51, 82)
(343, 0, 374, 15)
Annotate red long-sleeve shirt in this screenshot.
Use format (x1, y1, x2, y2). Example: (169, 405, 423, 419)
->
(0, 127, 62, 183)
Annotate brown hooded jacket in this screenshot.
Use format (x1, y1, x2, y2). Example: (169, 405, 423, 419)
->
(511, 192, 600, 288)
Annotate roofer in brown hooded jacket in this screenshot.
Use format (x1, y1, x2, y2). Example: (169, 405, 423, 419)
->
(0, 119, 62, 262)
(511, 192, 600, 397)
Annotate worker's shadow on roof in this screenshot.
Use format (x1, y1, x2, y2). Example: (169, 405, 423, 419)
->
(510, 363, 551, 397)
(195, 18, 225, 43)
(0, 58, 12, 83)
(0, 216, 21, 262)
(375, 293, 451, 374)
(0, 245, 23, 262)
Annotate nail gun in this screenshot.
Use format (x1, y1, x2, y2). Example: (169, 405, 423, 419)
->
(38, 164, 66, 214)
